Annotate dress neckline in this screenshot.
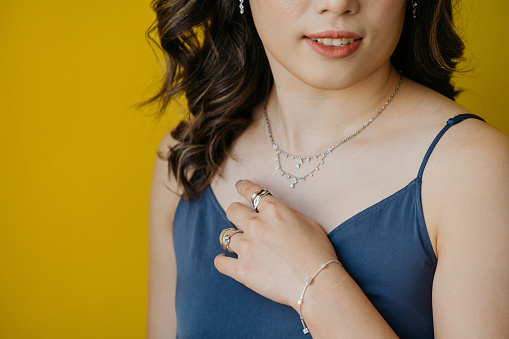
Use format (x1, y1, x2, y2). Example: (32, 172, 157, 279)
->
(204, 177, 420, 238)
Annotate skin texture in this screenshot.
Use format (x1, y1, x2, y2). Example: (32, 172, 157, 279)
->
(147, 138, 179, 339)
(147, 0, 509, 337)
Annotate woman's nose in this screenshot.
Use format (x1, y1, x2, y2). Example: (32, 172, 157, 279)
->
(313, 0, 360, 16)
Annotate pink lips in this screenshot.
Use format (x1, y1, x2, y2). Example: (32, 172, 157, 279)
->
(305, 30, 363, 59)
(306, 30, 362, 40)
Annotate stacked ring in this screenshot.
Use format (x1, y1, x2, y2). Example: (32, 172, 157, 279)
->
(250, 189, 272, 212)
(219, 228, 243, 254)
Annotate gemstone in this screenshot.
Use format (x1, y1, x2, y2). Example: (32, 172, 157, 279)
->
(306, 278, 312, 284)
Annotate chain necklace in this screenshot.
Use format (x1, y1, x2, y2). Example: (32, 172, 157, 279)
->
(264, 75, 403, 188)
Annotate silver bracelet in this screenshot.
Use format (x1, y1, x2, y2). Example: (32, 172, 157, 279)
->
(298, 260, 342, 335)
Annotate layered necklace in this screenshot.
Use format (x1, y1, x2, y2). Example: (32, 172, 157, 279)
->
(264, 75, 403, 188)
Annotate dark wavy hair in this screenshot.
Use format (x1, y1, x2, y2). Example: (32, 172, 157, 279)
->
(143, 0, 465, 200)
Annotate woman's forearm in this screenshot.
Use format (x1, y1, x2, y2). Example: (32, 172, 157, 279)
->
(295, 264, 398, 339)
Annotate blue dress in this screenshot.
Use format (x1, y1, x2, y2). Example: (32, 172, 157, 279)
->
(173, 114, 484, 338)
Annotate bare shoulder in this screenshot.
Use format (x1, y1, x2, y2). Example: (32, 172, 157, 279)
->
(149, 130, 183, 229)
(156, 130, 179, 163)
(420, 93, 509, 335)
(419, 84, 509, 229)
(149, 128, 181, 244)
(423, 102, 509, 200)
(152, 130, 182, 207)
(406, 79, 509, 166)
(431, 114, 509, 229)
(147, 130, 181, 338)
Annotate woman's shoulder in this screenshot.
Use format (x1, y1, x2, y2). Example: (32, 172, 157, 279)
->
(425, 105, 509, 198)
(415, 89, 509, 338)
(415, 81, 509, 158)
(150, 130, 183, 221)
(156, 129, 178, 162)
(147, 130, 180, 335)
(410, 78, 509, 185)
(402, 79, 508, 149)
(415, 81, 509, 248)
(407, 81, 509, 271)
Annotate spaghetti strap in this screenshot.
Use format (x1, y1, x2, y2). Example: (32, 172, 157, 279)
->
(417, 114, 486, 179)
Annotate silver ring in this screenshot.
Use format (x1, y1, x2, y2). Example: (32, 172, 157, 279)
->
(219, 228, 243, 254)
(250, 189, 272, 213)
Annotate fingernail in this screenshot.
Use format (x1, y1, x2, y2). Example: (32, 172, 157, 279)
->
(235, 180, 243, 188)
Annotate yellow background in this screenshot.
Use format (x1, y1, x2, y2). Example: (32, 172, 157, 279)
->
(0, 1, 507, 338)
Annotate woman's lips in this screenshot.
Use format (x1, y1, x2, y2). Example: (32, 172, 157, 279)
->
(306, 30, 362, 40)
(304, 37, 363, 59)
(304, 30, 363, 59)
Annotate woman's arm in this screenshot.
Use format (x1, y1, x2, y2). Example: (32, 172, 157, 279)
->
(147, 132, 180, 339)
(425, 122, 509, 338)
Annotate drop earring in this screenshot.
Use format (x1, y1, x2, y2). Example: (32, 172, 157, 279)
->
(412, 0, 418, 19)
(239, 0, 244, 14)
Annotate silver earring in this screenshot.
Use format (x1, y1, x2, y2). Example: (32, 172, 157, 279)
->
(412, 0, 417, 19)
(239, 0, 244, 14)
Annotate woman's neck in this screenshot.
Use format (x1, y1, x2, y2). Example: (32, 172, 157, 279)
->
(264, 66, 401, 155)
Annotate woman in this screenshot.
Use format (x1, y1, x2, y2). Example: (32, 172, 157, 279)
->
(146, 0, 509, 337)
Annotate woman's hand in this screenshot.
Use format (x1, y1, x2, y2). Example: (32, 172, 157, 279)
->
(214, 180, 341, 309)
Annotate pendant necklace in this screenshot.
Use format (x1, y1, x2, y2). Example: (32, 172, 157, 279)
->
(264, 75, 403, 188)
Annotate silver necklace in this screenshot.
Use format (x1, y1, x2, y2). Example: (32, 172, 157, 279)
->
(264, 76, 403, 188)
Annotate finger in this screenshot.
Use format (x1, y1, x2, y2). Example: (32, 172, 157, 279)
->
(214, 253, 240, 280)
(226, 201, 255, 227)
(226, 229, 245, 255)
(236, 179, 275, 212)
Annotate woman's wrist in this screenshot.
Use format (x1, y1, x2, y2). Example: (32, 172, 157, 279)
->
(291, 261, 348, 314)
(296, 260, 343, 334)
